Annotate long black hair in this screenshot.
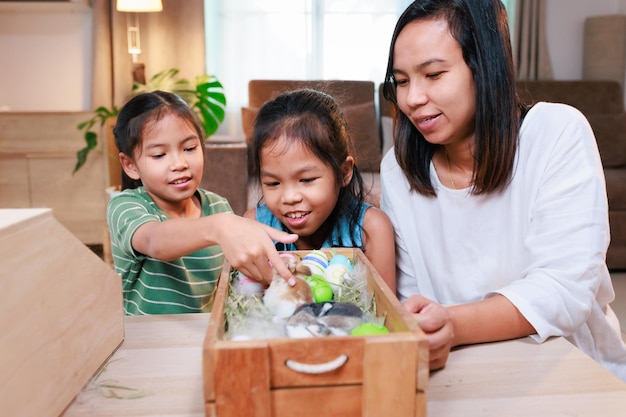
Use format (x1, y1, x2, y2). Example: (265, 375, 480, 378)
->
(383, 0, 523, 195)
(113, 90, 205, 190)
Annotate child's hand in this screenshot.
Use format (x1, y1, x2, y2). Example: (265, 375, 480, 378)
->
(215, 214, 298, 286)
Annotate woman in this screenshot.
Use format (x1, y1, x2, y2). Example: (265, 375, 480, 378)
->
(380, 0, 626, 381)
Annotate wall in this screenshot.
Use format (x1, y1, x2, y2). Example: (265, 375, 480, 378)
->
(546, 0, 623, 80)
(0, 3, 92, 111)
(0, 0, 625, 112)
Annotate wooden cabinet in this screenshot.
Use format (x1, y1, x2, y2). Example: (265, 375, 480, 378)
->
(0, 112, 113, 244)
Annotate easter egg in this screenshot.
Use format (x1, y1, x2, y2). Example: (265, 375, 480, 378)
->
(350, 322, 390, 336)
(301, 250, 329, 277)
(305, 275, 334, 302)
(329, 254, 353, 272)
(324, 263, 349, 289)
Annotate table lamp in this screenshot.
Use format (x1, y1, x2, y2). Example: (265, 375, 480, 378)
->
(116, 0, 163, 83)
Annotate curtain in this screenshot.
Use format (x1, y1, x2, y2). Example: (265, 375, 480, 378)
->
(206, 0, 406, 138)
(514, 0, 553, 80)
(91, 0, 206, 109)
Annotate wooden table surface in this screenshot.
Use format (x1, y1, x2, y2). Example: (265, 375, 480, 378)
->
(62, 313, 626, 417)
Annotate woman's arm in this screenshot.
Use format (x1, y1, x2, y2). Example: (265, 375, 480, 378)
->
(403, 294, 535, 369)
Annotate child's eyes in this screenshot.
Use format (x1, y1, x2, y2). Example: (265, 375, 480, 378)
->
(426, 71, 444, 79)
(150, 154, 165, 159)
(184, 145, 199, 152)
(262, 181, 280, 187)
(301, 177, 317, 184)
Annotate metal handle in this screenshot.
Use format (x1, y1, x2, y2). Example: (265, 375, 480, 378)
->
(284, 354, 349, 374)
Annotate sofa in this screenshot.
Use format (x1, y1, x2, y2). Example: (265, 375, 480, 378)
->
(516, 80, 626, 270)
(233, 79, 625, 270)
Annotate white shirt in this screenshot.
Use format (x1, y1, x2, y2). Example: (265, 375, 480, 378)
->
(381, 102, 626, 381)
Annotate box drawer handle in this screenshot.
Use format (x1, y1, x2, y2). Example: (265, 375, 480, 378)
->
(285, 354, 349, 374)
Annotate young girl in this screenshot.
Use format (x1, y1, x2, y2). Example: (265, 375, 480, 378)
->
(244, 88, 396, 292)
(107, 90, 297, 315)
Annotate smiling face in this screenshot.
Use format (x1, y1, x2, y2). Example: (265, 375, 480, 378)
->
(393, 17, 476, 147)
(120, 111, 204, 216)
(259, 135, 352, 249)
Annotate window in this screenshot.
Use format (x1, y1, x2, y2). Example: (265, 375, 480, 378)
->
(204, 0, 412, 137)
(501, 0, 516, 38)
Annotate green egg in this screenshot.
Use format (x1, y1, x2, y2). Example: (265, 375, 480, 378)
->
(312, 285, 334, 302)
(350, 322, 390, 336)
(305, 275, 334, 302)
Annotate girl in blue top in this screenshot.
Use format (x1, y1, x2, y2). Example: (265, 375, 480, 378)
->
(244, 89, 396, 292)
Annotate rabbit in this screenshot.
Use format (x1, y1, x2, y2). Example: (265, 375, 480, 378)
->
(263, 254, 314, 319)
(285, 301, 365, 338)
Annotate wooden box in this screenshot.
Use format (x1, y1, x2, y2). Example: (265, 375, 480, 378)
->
(203, 248, 428, 417)
(0, 209, 124, 417)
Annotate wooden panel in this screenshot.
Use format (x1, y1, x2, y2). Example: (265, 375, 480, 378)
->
(0, 112, 92, 153)
(0, 209, 124, 417)
(0, 112, 110, 244)
(28, 155, 108, 243)
(203, 262, 231, 403)
(416, 391, 427, 417)
(0, 156, 30, 206)
(269, 337, 364, 387)
(272, 385, 362, 417)
(355, 249, 430, 390)
(213, 341, 271, 417)
(363, 333, 418, 417)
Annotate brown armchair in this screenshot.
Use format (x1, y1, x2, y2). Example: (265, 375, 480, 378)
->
(517, 80, 626, 270)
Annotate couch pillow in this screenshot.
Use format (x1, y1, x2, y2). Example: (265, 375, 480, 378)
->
(241, 106, 259, 145)
(380, 115, 394, 156)
(586, 114, 626, 168)
(342, 100, 382, 172)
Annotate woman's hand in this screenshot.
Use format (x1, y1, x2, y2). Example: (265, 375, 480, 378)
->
(403, 295, 455, 370)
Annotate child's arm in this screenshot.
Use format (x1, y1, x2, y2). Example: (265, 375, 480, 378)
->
(243, 207, 256, 219)
(131, 213, 297, 284)
(362, 207, 396, 295)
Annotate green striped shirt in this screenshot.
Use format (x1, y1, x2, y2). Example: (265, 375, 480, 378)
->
(107, 187, 232, 315)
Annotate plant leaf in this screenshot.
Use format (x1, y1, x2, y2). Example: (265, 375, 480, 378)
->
(194, 75, 227, 137)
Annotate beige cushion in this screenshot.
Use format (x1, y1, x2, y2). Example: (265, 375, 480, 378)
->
(343, 100, 381, 172)
(381, 115, 394, 156)
(586, 114, 626, 168)
(241, 106, 259, 145)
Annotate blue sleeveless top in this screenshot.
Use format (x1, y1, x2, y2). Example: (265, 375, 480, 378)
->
(255, 198, 371, 251)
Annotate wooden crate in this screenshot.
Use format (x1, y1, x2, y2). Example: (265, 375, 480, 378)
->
(0, 209, 124, 417)
(203, 248, 428, 417)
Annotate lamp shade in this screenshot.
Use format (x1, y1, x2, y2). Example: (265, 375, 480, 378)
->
(116, 0, 163, 12)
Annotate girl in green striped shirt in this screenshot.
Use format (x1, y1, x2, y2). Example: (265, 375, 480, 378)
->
(107, 91, 297, 315)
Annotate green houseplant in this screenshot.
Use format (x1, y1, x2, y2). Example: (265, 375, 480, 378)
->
(74, 68, 227, 173)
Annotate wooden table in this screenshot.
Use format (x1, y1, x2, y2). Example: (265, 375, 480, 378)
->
(62, 313, 626, 417)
